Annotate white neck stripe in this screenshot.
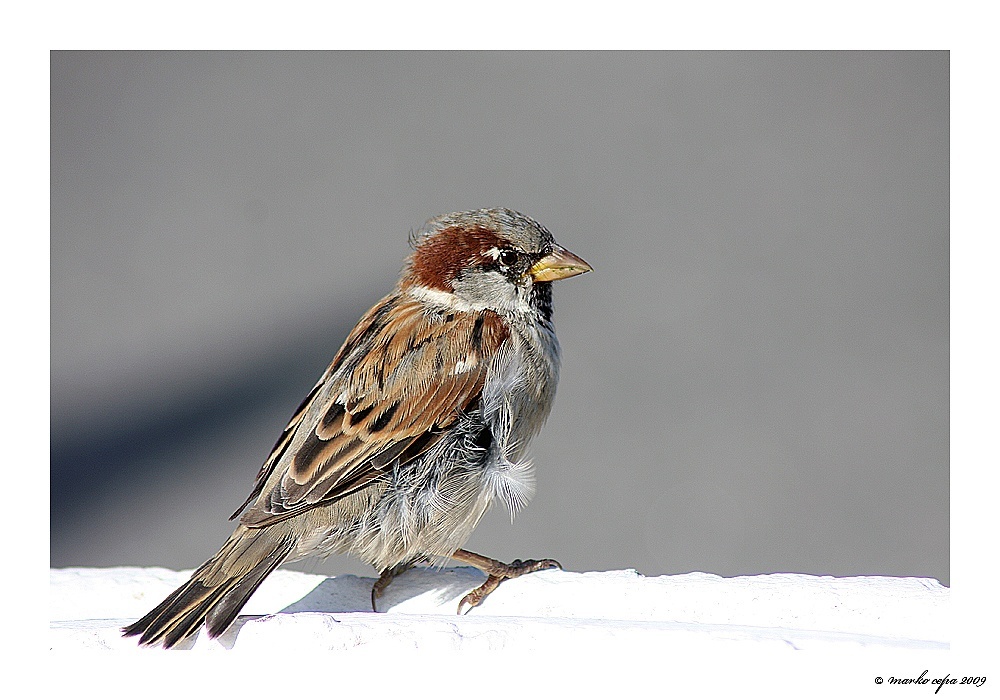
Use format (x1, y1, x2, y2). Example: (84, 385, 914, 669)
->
(406, 285, 487, 312)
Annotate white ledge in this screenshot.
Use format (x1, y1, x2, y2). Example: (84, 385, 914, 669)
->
(49, 566, 949, 651)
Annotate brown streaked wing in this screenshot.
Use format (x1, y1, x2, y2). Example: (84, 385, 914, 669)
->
(228, 294, 404, 522)
(238, 297, 510, 528)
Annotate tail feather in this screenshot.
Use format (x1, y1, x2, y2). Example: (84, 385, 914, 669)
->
(122, 528, 295, 648)
(122, 572, 219, 647)
(204, 541, 292, 638)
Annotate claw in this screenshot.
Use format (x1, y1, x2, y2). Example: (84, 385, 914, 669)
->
(457, 573, 503, 614)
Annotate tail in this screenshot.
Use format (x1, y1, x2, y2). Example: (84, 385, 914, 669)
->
(122, 526, 296, 648)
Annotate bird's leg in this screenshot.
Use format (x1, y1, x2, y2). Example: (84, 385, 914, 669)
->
(371, 560, 418, 612)
(450, 548, 561, 614)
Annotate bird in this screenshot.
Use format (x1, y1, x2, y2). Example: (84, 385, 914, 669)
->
(122, 207, 592, 648)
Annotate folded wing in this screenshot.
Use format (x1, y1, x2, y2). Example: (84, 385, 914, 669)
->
(235, 294, 510, 528)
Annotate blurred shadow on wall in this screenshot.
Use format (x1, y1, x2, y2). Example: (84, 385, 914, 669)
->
(50, 304, 369, 563)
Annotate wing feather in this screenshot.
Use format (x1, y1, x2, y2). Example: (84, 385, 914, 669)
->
(236, 293, 509, 528)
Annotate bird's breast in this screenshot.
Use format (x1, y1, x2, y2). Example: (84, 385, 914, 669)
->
(482, 319, 560, 453)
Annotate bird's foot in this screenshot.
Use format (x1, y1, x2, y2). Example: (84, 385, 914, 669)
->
(450, 549, 561, 615)
(371, 561, 418, 612)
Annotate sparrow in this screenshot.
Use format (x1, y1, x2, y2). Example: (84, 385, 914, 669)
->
(123, 208, 592, 648)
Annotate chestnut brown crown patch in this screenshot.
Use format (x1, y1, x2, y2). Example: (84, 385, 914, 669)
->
(404, 225, 506, 292)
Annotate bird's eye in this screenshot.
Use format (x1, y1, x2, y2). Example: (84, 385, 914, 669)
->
(498, 249, 519, 267)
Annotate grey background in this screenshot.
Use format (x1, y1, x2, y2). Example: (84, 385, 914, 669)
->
(51, 51, 949, 586)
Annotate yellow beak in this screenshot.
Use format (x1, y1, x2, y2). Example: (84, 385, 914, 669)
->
(529, 244, 593, 282)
